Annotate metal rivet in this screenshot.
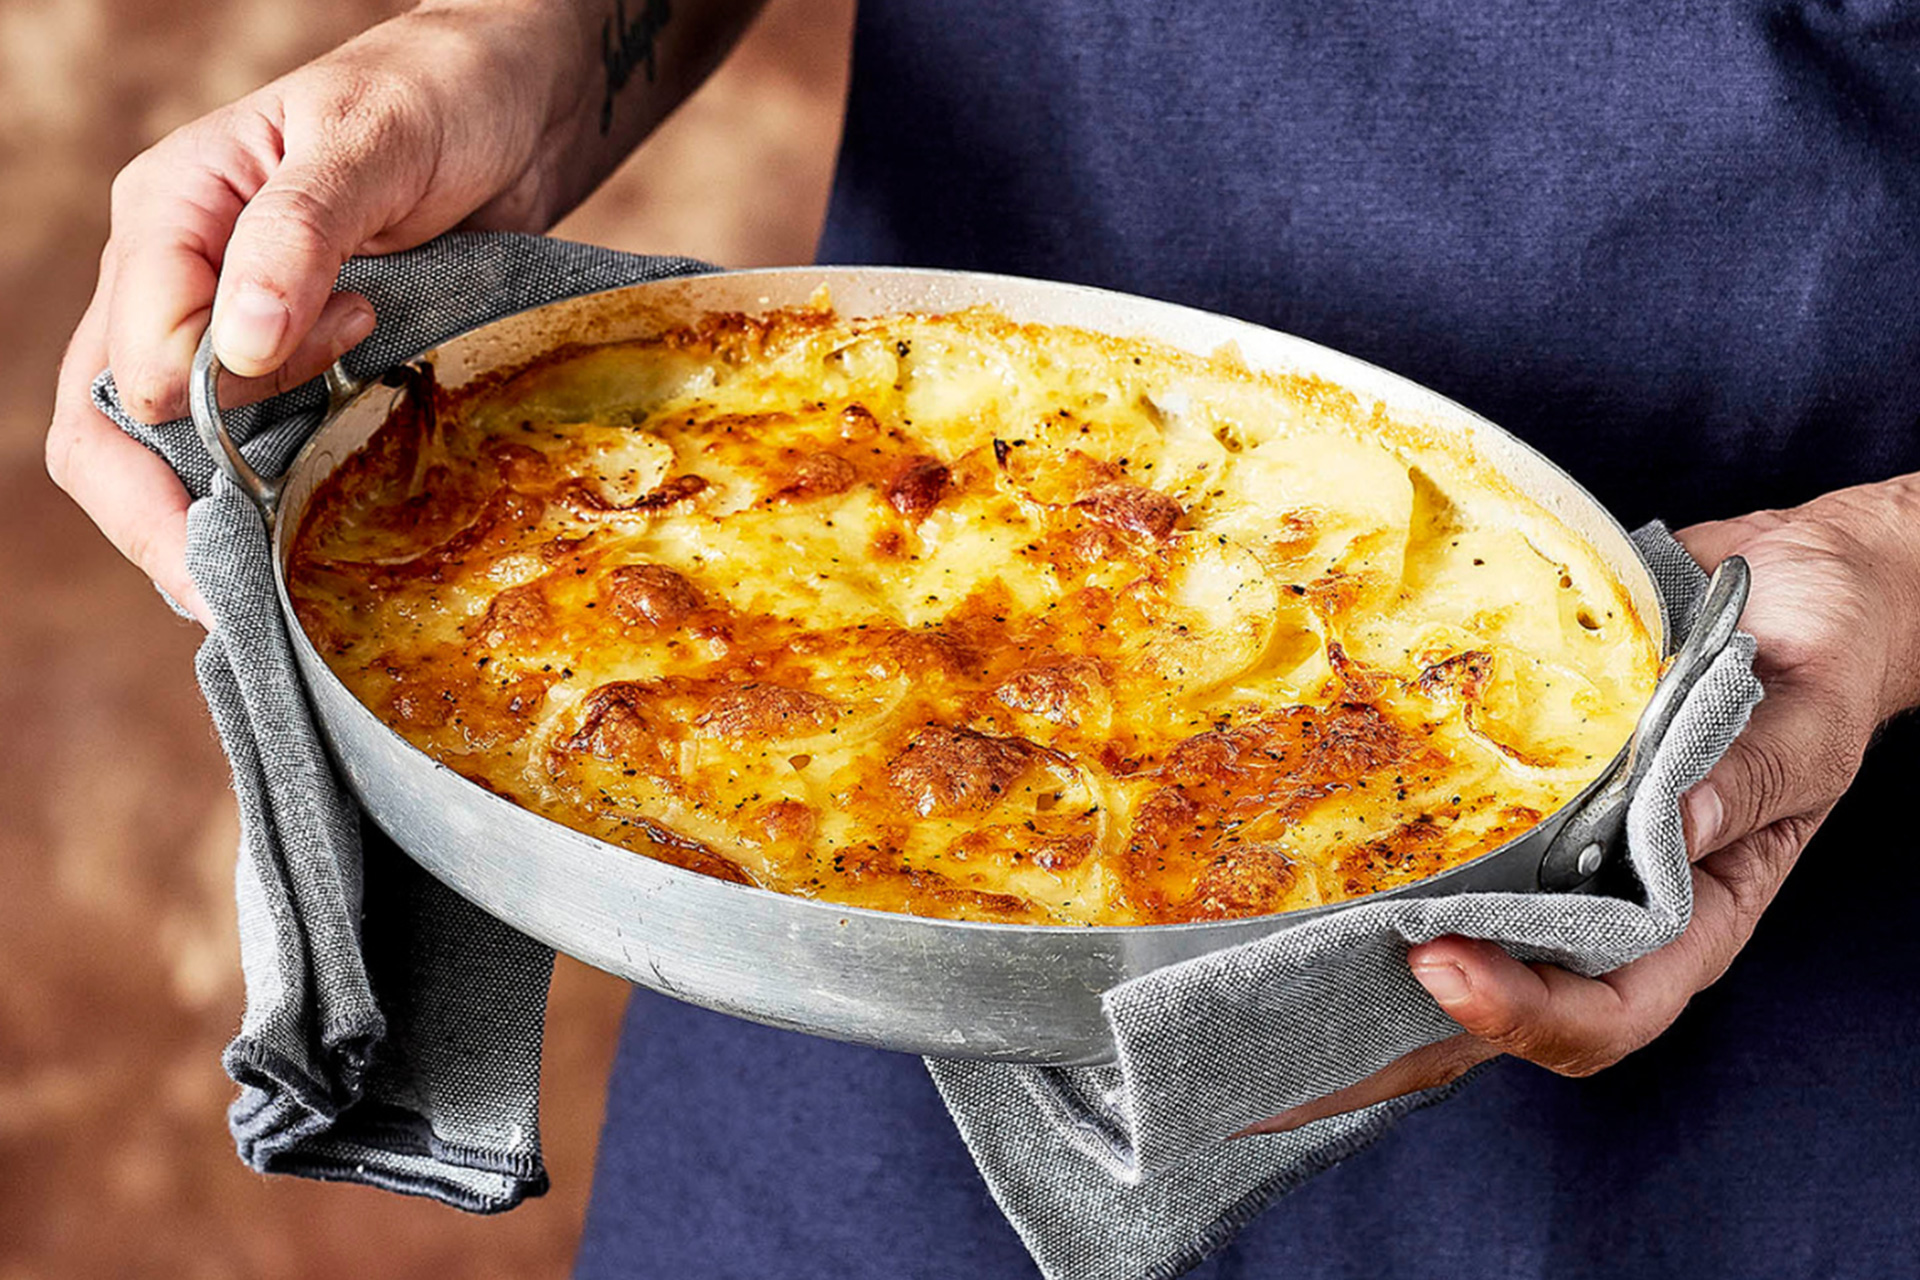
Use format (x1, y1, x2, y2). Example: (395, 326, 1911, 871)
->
(1576, 842, 1604, 876)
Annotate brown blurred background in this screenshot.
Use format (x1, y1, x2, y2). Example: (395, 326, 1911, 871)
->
(0, 1, 852, 1275)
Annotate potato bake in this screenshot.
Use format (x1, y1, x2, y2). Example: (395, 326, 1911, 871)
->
(288, 301, 1658, 925)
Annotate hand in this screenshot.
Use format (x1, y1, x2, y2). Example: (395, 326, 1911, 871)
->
(1243, 478, 1920, 1135)
(44, 3, 592, 625)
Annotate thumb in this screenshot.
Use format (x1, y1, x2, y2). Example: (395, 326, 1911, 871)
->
(209, 153, 411, 378)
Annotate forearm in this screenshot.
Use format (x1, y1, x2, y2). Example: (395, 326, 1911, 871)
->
(416, 0, 768, 229)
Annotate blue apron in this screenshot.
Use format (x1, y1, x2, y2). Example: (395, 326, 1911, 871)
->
(576, 3, 1920, 1274)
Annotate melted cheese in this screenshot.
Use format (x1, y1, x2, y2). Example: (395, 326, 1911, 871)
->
(288, 304, 1659, 925)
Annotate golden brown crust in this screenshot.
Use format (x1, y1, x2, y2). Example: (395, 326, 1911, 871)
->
(887, 726, 1041, 817)
(773, 451, 859, 501)
(698, 683, 840, 743)
(1189, 844, 1299, 919)
(884, 455, 951, 521)
(556, 472, 708, 518)
(287, 303, 1658, 925)
(560, 681, 681, 773)
(1074, 481, 1184, 541)
(606, 564, 704, 628)
(992, 657, 1109, 728)
(475, 583, 551, 648)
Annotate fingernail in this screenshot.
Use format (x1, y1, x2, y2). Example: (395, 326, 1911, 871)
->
(1414, 960, 1472, 1006)
(328, 301, 377, 355)
(1683, 783, 1724, 855)
(212, 283, 290, 372)
(1231, 1112, 1301, 1139)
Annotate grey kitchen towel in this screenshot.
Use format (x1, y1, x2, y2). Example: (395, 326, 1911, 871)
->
(97, 233, 712, 1211)
(101, 232, 1762, 1269)
(932, 525, 1761, 1280)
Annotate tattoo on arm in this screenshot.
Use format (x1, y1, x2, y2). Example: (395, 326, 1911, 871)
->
(600, 0, 673, 135)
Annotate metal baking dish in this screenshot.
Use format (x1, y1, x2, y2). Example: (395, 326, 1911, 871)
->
(190, 267, 1747, 1066)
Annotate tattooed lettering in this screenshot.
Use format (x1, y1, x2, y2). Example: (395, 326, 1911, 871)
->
(600, 0, 672, 135)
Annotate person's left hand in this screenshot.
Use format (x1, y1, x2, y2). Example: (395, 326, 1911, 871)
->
(1241, 477, 1920, 1136)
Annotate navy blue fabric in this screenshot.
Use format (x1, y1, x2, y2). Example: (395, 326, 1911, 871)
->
(578, 2, 1920, 1274)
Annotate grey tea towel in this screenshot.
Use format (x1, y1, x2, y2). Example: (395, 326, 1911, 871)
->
(98, 233, 712, 1210)
(101, 232, 1761, 1272)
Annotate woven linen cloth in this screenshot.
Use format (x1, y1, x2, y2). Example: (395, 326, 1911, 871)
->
(96, 233, 711, 1210)
(100, 232, 1761, 1268)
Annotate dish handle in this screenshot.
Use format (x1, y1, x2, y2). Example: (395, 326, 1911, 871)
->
(1536, 554, 1750, 891)
(189, 329, 370, 519)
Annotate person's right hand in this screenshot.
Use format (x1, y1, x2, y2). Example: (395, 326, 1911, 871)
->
(45, 3, 583, 625)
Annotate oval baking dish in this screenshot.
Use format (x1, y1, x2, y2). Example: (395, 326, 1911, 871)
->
(191, 267, 1746, 1064)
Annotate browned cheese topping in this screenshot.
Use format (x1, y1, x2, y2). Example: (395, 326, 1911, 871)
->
(287, 303, 1658, 924)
